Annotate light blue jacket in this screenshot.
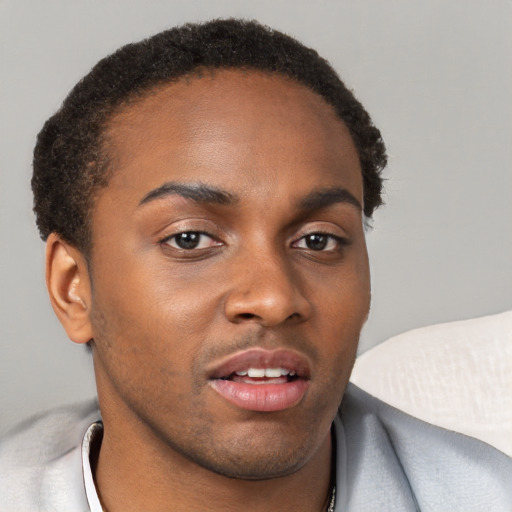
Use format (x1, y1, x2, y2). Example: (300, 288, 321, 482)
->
(1, 385, 510, 511)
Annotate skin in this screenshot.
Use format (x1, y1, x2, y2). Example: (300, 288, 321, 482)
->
(47, 70, 371, 511)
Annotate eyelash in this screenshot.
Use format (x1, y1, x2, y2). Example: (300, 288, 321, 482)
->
(161, 231, 220, 251)
(292, 232, 349, 252)
(160, 230, 348, 253)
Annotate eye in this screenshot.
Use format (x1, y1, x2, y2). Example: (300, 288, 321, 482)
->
(293, 233, 345, 252)
(163, 231, 219, 250)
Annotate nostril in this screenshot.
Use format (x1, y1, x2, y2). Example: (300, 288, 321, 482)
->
(239, 313, 256, 320)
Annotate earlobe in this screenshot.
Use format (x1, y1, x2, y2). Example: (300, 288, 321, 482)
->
(46, 233, 94, 344)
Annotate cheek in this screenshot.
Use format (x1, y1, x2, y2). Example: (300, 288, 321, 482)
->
(89, 291, 207, 424)
(313, 251, 371, 327)
(88, 256, 227, 391)
(310, 253, 370, 372)
(92, 251, 216, 329)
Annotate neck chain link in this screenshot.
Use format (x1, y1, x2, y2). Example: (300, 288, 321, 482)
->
(326, 484, 336, 512)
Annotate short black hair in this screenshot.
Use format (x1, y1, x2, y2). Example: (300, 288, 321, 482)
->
(32, 18, 387, 254)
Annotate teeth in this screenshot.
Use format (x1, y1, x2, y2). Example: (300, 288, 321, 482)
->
(247, 368, 266, 378)
(264, 368, 283, 378)
(236, 367, 293, 378)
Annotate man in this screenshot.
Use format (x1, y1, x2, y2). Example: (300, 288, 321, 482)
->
(0, 18, 510, 511)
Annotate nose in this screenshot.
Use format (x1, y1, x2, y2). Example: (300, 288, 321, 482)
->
(224, 251, 312, 327)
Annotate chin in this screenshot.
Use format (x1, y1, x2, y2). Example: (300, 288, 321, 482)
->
(176, 417, 327, 481)
(190, 445, 311, 481)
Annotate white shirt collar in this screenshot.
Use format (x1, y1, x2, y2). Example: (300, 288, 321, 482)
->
(82, 421, 104, 512)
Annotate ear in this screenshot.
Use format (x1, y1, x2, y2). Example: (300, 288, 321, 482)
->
(46, 233, 94, 344)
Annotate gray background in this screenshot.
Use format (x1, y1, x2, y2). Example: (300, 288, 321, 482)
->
(1, 0, 511, 436)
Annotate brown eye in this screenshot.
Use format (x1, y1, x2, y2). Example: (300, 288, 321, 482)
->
(174, 232, 201, 249)
(305, 234, 328, 251)
(293, 232, 347, 252)
(164, 232, 219, 250)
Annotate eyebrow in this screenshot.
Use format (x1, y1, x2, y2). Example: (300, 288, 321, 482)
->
(139, 181, 361, 213)
(139, 182, 238, 206)
(298, 187, 362, 212)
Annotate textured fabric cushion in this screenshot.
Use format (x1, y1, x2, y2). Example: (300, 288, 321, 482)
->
(350, 311, 512, 456)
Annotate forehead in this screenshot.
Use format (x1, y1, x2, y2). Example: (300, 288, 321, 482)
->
(101, 69, 363, 204)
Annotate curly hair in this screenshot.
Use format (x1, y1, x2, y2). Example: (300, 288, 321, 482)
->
(32, 18, 387, 254)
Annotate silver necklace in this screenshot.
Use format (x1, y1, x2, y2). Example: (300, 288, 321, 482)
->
(326, 484, 336, 512)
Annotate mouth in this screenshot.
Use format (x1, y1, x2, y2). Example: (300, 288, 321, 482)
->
(207, 349, 311, 412)
(226, 367, 299, 384)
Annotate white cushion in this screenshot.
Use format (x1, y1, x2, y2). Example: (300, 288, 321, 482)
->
(350, 311, 512, 456)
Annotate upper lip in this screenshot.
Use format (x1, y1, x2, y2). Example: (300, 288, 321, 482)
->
(207, 348, 311, 380)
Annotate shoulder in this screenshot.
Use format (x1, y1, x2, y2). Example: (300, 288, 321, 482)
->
(335, 384, 512, 512)
(0, 400, 100, 511)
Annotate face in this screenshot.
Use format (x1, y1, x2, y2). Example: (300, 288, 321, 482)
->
(87, 70, 370, 479)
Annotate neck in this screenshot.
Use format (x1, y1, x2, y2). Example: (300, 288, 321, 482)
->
(94, 415, 334, 512)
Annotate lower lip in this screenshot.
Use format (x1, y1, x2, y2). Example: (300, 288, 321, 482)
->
(209, 379, 309, 412)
